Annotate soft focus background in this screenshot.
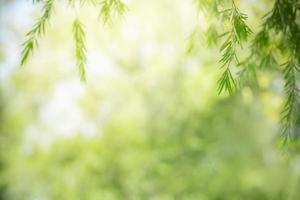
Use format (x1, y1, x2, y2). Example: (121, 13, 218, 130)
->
(0, 0, 300, 199)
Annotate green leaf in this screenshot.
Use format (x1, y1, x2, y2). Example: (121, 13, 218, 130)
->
(73, 18, 87, 81)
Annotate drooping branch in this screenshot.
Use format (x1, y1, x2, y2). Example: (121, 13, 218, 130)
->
(21, 0, 127, 81)
(217, 1, 252, 94)
(73, 18, 87, 81)
(21, 0, 54, 65)
(99, 0, 128, 24)
(281, 57, 299, 143)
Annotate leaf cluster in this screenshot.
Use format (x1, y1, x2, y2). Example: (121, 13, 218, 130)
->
(203, 0, 300, 142)
(260, 0, 300, 142)
(21, 0, 54, 65)
(21, 0, 127, 81)
(73, 19, 87, 81)
(200, 0, 300, 142)
(217, 1, 252, 94)
(21, 0, 300, 143)
(280, 58, 300, 142)
(99, 0, 127, 24)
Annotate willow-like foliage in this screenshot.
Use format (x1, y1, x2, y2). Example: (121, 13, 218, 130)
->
(217, 1, 252, 94)
(73, 18, 87, 81)
(99, 0, 127, 24)
(21, 0, 127, 77)
(22, 0, 300, 143)
(281, 58, 299, 143)
(21, 0, 54, 65)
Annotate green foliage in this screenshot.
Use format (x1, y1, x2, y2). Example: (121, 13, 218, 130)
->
(2, 84, 300, 199)
(2, 1, 300, 199)
(251, 0, 300, 142)
(21, 0, 54, 65)
(20, 0, 300, 143)
(21, 0, 127, 78)
(73, 18, 87, 81)
(217, 1, 252, 94)
(217, 68, 236, 94)
(265, 0, 298, 33)
(192, 0, 219, 16)
(281, 58, 299, 143)
(99, 0, 128, 24)
(198, 0, 300, 142)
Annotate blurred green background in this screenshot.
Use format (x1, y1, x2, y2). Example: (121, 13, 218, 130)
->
(0, 0, 300, 199)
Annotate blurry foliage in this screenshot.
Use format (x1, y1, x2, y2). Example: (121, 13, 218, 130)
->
(2, 93, 300, 199)
(73, 18, 87, 81)
(217, 1, 252, 94)
(21, 0, 127, 80)
(20, 0, 300, 142)
(0, 0, 300, 199)
(194, 0, 300, 142)
(21, 0, 54, 66)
